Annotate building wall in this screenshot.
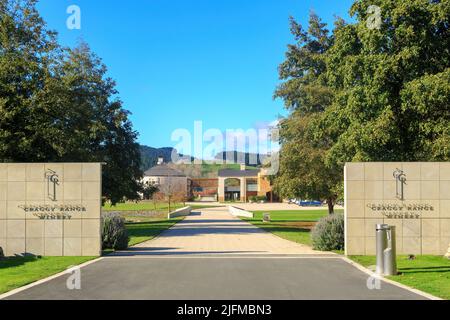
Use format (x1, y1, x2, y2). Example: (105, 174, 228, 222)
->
(218, 174, 276, 203)
(257, 173, 272, 197)
(144, 176, 190, 197)
(345, 162, 450, 256)
(218, 177, 248, 202)
(192, 178, 218, 189)
(191, 178, 218, 198)
(0, 163, 102, 257)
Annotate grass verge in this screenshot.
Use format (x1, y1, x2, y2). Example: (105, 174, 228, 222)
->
(0, 256, 96, 295)
(244, 209, 340, 246)
(103, 201, 222, 213)
(350, 255, 450, 300)
(103, 202, 185, 212)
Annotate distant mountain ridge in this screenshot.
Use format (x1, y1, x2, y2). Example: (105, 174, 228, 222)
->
(139, 145, 266, 171)
(139, 146, 176, 171)
(214, 151, 265, 166)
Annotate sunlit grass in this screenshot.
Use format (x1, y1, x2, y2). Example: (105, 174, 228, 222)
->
(244, 209, 341, 246)
(350, 255, 450, 300)
(0, 256, 96, 295)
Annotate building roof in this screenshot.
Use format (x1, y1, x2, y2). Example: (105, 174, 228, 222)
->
(144, 164, 187, 177)
(218, 169, 260, 178)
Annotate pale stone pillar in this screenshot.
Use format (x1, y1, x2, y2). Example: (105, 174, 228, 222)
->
(218, 177, 225, 202)
(445, 243, 450, 259)
(240, 178, 247, 203)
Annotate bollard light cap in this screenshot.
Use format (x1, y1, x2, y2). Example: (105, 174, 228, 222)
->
(376, 224, 390, 231)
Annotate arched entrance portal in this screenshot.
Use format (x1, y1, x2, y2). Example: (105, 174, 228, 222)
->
(224, 178, 241, 201)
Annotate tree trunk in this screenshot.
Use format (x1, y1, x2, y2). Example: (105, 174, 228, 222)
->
(327, 198, 335, 215)
(168, 197, 171, 214)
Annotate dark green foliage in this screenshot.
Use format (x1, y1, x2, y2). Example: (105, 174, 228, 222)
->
(0, 0, 142, 204)
(322, 0, 450, 164)
(256, 196, 267, 202)
(311, 214, 345, 251)
(140, 146, 177, 171)
(101, 213, 129, 250)
(142, 181, 159, 200)
(275, 1, 449, 213)
(249, 195, 267, 202)
(274, 13, 341, 213)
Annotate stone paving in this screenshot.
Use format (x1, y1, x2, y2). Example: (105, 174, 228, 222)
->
(116, 207, 331, 256)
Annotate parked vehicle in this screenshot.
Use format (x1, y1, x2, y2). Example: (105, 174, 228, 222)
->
(299, 200, 322, 207)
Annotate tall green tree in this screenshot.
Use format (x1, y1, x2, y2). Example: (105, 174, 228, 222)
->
(274, 13, 341, 214)
(0, 0, 143, 204)
(275, 1, 449, 214)
(0, 0, 61, 160)
(59, 43, 143, 204)
(321, 0, 450, 166)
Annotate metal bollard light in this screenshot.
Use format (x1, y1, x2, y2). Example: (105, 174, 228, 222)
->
(376, 224, 398, 276)
(383, 226, 397, 276)
(376, 224, 389, 275)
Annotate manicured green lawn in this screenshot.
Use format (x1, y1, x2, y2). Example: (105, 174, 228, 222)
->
(0, 256, 96, 295)
(245, 209, 341, 246)
(350, 255, 450, 300)
(126, 218, 184, 247)
(103, 201, 222, 213)
(103, 202, 185, 212)
(251, 209, 342, 222)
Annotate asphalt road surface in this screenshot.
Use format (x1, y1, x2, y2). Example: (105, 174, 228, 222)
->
(3, 209, 427, 300)
(4, 256, 426, 300)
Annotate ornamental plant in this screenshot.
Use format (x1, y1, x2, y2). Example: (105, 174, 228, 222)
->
(311, 214, 345, 251)
(101, 213, 129, 250)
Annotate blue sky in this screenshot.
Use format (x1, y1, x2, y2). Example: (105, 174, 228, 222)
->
(37, 0, 354, 151)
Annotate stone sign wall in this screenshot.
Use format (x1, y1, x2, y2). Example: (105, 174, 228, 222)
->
(0, 163, 102, 257)
(345, 162, 450, 256)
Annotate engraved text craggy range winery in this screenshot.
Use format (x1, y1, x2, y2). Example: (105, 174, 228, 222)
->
(366, 169, 434, 219)
(19, 169, 87, 220)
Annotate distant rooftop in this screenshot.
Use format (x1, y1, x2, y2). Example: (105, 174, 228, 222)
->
(144, 164, 187, 177)
(218, 168, 260, 178)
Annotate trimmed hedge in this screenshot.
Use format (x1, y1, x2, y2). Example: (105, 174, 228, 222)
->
(250, 196, 267, 202)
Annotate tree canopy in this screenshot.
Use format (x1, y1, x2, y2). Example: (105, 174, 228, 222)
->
(0, 0, 142, 204)
(274, 0, 449, 213)
(322, 0, 450, 165)
(274, 13, 341, 213)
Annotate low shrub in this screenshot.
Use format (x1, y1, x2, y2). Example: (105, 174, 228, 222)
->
(101, 213, 129, 250)
(256, 196, 267, 202)
(311, 214, 344, 251)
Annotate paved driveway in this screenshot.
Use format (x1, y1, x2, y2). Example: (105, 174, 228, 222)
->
(115, 207, 329, 256)
(5, 256, 426, 300)
(2, 208, 428, 300)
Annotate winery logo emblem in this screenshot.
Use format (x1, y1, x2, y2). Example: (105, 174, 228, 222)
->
(45, 169, 60, 201)
(393, 169, 406, 201)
